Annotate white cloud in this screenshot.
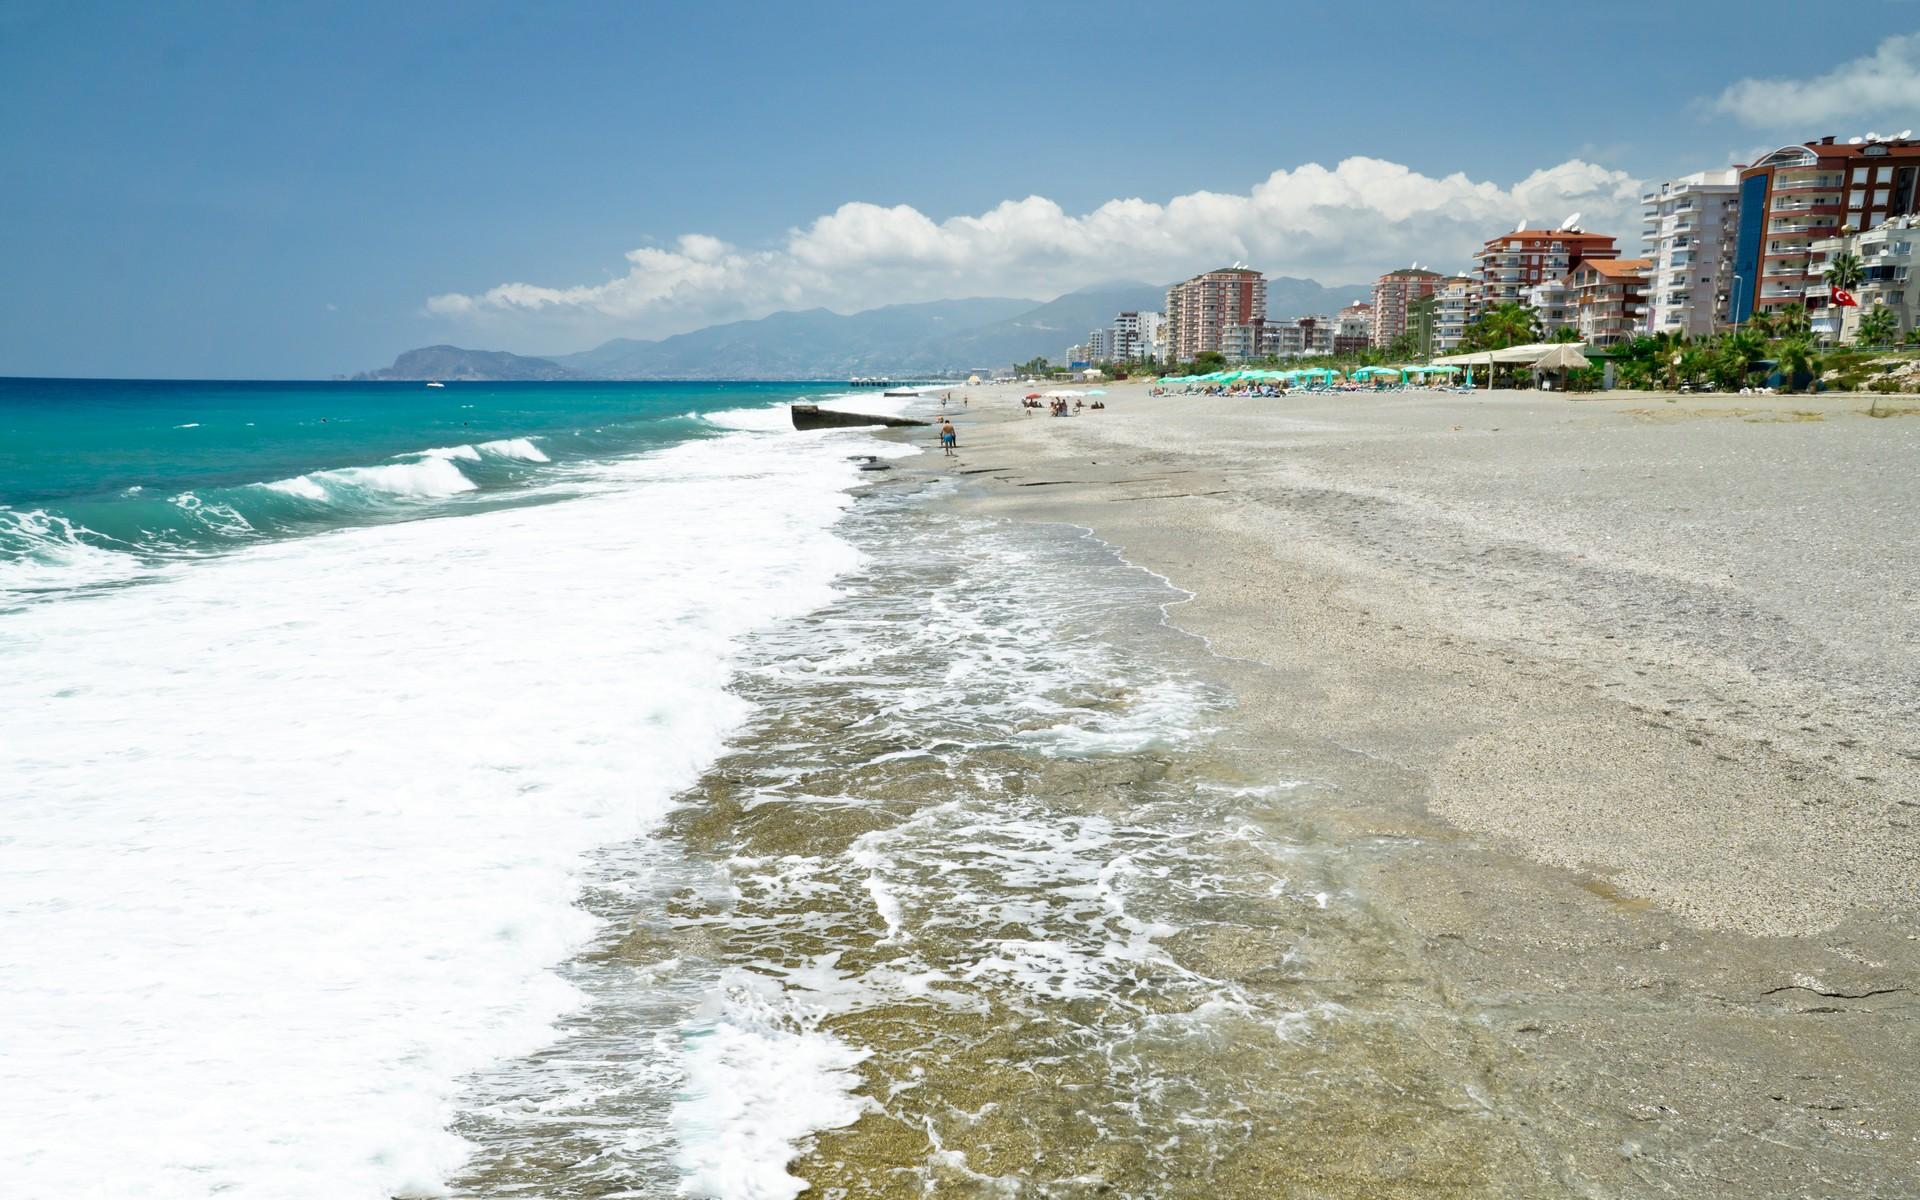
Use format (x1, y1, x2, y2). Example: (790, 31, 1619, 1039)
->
(426, 156, 1643, 341)
(1712, 32, 1920, 128)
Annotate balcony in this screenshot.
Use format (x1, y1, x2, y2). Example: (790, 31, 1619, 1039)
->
(1773, 173, 1846, 191)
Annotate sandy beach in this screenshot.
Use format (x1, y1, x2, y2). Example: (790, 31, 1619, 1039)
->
(892, 381, 1920, 1193)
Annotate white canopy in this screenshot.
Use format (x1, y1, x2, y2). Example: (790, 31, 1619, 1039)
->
(1429, 341, 1590, 367)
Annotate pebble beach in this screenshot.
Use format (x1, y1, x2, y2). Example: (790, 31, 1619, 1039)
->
(878, 380, 1920, 1194)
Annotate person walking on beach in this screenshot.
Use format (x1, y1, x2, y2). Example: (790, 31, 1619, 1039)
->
(940, 419, 957, 457)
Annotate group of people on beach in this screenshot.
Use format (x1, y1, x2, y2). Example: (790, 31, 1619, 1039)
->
(1021, 396, 1104, 416)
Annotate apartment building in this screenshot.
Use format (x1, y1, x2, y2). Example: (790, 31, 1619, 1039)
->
(1732, 134, 1920, 324)
(1526, 274, 1576, 335)
(1569, 258, 1650, 345)
(1370, 268, 1445, 348)
(1332, 302, 1372, 353)
(1165, 267, 1265, 361)
(1431, 277, 1474, 352)
(1642, 169, 1740, 336)
(1472, 227, 1619, 311)
(1085, 328, 1111, 362)
(1807, 214, 1920, 341)
(1110, 310, 1164, 362)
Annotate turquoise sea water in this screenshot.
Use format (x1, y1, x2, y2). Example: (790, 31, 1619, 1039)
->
(0, 378, 829, 602)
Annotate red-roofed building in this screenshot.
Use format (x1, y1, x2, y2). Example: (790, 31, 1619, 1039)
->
(1472, 228, 1620, 313)
(1569, 257, 1651, 345)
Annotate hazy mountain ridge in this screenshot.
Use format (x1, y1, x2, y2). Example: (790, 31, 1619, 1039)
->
(358, 277, 1373, 380)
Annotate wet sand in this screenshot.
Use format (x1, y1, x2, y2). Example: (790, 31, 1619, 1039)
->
(891, 383, 1920, 1195)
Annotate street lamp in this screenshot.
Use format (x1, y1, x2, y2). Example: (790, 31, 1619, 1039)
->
(1731, 273, 1745, 331)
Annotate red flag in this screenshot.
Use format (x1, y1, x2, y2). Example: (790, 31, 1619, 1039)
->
(1832, 287, 1859, 307)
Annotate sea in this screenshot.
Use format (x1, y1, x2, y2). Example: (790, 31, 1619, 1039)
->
(0, 378, 1504, 1198)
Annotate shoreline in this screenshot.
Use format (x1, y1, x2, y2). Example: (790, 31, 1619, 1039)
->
(886, 380, 1919, 1192)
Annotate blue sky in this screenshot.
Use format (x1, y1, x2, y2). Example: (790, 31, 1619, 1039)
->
(6, 0, 1920, 377)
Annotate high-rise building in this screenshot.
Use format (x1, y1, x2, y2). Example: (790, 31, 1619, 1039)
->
(1472, 226, 1619, 312)
(1166, 267, 1266, 361)
(1332, 302, 1372, 353)
(1085, 328, 1111, 361)
(1642, 169, 1741, 337)
(1370, 268, 1445, 348)
(1731, 134, 1920, 326)
(1570, 258, 1651, 345)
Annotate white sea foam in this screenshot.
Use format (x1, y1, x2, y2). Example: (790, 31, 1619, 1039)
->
(671, 976, 872, 1200)
(259, 474, 331, 501)
(414, 442, 484, 462)
(0, 424, 882, 1198)
(321, 454, 479, 497)
(476, 436, 550, 462)
(0, 508, 155, 601)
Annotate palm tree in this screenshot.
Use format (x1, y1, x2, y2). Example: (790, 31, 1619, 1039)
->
(1745, 309, 1777, 339)
(1775, 303, 1812, 337)
(1549, 326, 1582, 343)
(1467, 302, 1540, 351)
(1822, 251, 1864, 344)
(1774, 335, 1820, 393)
(1857, 303, 1899, 347)
(1717, 328, 1766, 388)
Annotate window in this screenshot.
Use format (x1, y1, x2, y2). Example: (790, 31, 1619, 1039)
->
(1878, 166, 1894, 183)
(1872, 211, 1887, 226)
(1876, 188, 1892, 206)
(1855, 167, 1871, 183)
(1850, 192, 1865, 208)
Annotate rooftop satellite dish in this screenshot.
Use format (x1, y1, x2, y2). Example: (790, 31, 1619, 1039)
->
(1904, 129, 1913, 140)
(1561, 211, 1582, 231)
(1849, 136, 1865, 145)
(1515, 220, 1526, 233)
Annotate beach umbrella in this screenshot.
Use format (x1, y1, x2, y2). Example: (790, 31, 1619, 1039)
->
(1530, 344, 1590, 371)
(1087, 389, 1107, 395)
(1531, 344, 1590, 392)
(1024, 393, 1042, 399)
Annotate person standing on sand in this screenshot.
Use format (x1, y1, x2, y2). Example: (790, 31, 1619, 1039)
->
(940, 419, 957, 457)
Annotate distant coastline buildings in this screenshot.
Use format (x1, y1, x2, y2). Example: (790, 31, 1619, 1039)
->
(1050, 130, 1920, 375)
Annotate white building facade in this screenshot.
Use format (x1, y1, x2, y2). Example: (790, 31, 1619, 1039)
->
(1807, 215, 1920, 342)
(1642, 168, 1740, 337)
(1110, 310, 1164, 362)
(1431, 278, 1473, 352)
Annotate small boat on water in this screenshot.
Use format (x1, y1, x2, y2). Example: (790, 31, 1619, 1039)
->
(426, 381, 445, 388)
(790, 404, 928, 431)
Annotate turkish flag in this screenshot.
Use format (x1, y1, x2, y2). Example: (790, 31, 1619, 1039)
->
(1832, 287, 1859, 307)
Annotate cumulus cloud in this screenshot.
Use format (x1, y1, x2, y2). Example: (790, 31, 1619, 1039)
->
(1712, 32, 1920, 128)
(427, 156, 1643, 339)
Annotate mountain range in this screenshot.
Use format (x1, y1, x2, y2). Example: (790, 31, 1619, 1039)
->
(355, 277, 1371, 381)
